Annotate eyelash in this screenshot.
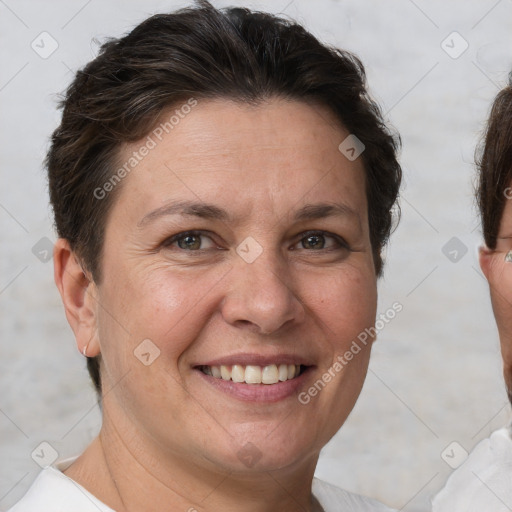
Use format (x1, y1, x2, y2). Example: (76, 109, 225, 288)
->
(162, 230, 350, 253)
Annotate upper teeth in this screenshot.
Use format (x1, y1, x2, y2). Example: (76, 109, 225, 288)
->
(202, 364, 301, 385)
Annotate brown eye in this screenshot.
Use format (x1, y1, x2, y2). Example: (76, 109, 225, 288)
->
(302, 234, 326, 250)
(164, 231, 217, 251)
(294, 231, 348, 251)
(177, 234, 202, 250)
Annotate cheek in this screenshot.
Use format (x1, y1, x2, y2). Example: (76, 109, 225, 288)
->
(486, 271, 512, 402)
(486, 258, 512, 378)
(489, 258, 512, 328)
(297, 267, 375, 436)
(124, 270, 220, 345)
(96, 260, 219, 379)
(303, 265, 377, 346)
(95, 268, 221, 418)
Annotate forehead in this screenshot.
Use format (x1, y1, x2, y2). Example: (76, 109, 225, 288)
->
(114, 98, 368, 225)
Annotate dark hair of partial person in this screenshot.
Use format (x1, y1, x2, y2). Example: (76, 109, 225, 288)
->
(47, 0, 402, 395)
(477, 74, 512, 249)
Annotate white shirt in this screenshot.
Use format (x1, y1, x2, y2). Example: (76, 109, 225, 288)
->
(432, 426, 512, 511)
(8, 464, 395, 512)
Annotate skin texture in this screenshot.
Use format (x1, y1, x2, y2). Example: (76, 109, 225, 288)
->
(480, 186, 512, 403)
(54, 98, 378, 512)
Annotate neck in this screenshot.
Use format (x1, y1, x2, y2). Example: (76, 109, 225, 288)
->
(65, 413, 320, 512)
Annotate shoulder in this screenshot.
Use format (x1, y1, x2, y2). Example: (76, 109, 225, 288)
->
(432, 426, 512, 512)
(7, 467, 115, 512)
(312, 477, 396, 512)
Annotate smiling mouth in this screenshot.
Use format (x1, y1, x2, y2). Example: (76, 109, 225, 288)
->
(198, 364, 306, 385)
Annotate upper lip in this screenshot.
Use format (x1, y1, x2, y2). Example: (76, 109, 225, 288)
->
(195, 353, 315, 368)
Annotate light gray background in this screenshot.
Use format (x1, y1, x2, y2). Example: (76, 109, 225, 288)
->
(1, 1, 512, 511)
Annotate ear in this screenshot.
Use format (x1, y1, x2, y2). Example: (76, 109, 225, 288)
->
(53, 239, 101, 357)
(478, 244, 493, 281)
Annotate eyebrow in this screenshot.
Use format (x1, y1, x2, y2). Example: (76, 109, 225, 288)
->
(138, 200, 230, 227)
(293, 203, 360, 224)
(138, 199, 361, 227)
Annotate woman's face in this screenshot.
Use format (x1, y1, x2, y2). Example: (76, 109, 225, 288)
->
(480, 186, 512, 399)
(92, 98, 377, 474)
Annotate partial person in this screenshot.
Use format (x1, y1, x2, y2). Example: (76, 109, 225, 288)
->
(9, 2, 402, 511)
(433, 76, 512, 511)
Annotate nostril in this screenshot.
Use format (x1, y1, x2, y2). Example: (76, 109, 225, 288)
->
(233, 320, 266, 333)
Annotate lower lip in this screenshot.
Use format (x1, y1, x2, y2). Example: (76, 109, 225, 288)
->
(194, 367, 313, 403)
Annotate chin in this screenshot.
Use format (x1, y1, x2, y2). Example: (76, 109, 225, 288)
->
(202, 432, 318, 474)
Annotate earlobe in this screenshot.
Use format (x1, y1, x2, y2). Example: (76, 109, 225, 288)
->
(53, 239, 101, 357)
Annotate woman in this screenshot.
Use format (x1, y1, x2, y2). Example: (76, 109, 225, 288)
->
(432, 77, 512, 510)
(9, 2, 401, 511)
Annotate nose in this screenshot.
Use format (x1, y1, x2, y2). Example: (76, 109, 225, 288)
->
(220, 249, 305, 335)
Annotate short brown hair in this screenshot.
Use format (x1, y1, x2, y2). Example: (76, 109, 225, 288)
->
(47, 1, 402, 394)
(477, 76, 512, 247)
